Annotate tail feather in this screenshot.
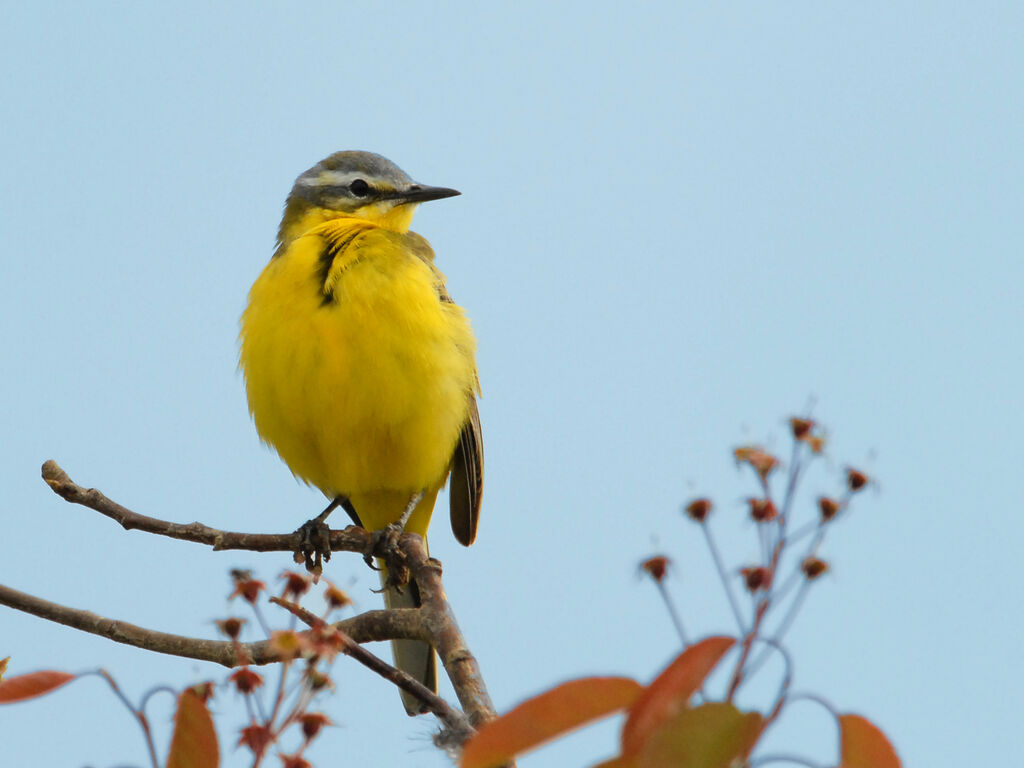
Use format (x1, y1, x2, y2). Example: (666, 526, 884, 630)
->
(380, 566, 436, 715)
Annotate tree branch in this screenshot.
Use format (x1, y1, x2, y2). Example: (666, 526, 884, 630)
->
(273, 596, 473, 738)
(30, 460, 500, 739)
(0, 582, 273, 665)
(399, 534, 497, 729)
(40, 460, 370, 556)
(0, 584, 426, 666)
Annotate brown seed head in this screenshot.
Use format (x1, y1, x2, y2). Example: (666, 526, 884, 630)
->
(802, 557, 829, 580)
(229, 577, 267, 605)
(818, 496, 841, 522)
(747, 498, 779, 523)
(238, 723, 274, 758)
(641, 556, 670, 583)
(790, 417, 814, 440)
(215, 617, 246, 640)
(684, 497, 713, 522)
(324, 582, 353, 610)
(229, 668, 265, 694)
(300, 712, 333, 740)
(734, 446, 779, 482)
(279, 570, 313, 599)
(846, 468, 869, 492)
(740, 566, 772, 592)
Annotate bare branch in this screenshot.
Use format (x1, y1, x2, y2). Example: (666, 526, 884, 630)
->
(0, 584, 427, 666)
(399, 534, 497, 728)
(273, 596, 472, 738)
(29, 459, 503, 755)
(40, 460, 369, 556)
(32, 460, 500, 738)
(0, 582, 271, 666)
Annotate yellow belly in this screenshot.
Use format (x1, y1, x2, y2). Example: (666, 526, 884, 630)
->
(239, 222, 476, 534)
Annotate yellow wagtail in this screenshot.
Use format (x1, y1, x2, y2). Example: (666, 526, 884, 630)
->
(239, 151, 482, 714)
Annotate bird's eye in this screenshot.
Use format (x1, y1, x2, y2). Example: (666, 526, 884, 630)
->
(349, 179, 371, 197)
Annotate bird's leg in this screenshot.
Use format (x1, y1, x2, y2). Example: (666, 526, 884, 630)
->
(296, 495, 360, 576)
(364, 490, 425, 575)
(336, 496, 363, 527)
(395, 489, 424, 531)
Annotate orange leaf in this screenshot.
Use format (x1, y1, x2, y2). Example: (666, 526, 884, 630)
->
(621, 636, 735, 756)
(0, 670, 76, 703)
(460, 676, 643, 768)
(636, 702, 762, 768)
(167, 686, 220, 768)
(839, 714, 901, 768)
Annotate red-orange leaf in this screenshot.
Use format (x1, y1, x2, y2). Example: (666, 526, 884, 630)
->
(621, 636, 735, 756)
(0, 670, 76, 703)
(460, 676, 643, 768)
(839, 714, 900, 768)
(637, 702, 763, 767)
(167, 686, 220, 768)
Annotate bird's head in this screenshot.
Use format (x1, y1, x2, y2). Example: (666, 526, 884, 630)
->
(276, 151, 459, 247)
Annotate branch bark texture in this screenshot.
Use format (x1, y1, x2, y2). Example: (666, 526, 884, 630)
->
(8, 460, 499, 744)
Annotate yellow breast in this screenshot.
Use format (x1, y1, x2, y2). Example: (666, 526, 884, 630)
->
(239, 218, 477, 515)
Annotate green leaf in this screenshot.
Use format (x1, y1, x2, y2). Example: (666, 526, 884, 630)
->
(636, 702, 762, 768)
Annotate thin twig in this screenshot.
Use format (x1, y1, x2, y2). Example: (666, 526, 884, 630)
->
(746, 580, 812, 679)
(654, 581, 690, 647)
(756, 638, 794, 727)
(275, 596, 472, 738)
(94, 669, 160, 768)
(139, 684, 178, 714)
(40, 460, 370, 556)
(785, 691, 840, 719)
(701, 523, 746, 633)
(726, 598, 769, 702)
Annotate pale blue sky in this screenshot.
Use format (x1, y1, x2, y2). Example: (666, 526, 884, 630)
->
(2, 2, 1021, 766)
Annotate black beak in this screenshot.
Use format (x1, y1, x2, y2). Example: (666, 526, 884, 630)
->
(394, 184, 461, 204)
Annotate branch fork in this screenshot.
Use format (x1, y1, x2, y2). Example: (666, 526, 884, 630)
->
(3, 460, 498, 744)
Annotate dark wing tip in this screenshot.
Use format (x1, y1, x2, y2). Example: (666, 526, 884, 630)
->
(450, 398, 483, 546)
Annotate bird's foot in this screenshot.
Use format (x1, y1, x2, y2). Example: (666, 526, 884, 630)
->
(364, 521, 404, 569)
(293, 496, 358, 577)
(366, 521, 416, 593)
(294, 516, 332, 577)
(362, 490, 424, 570)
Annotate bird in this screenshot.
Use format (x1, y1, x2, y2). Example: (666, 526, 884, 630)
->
(239, 151, 482, 715)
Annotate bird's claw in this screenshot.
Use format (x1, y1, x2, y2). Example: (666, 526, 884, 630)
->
(295, 517, 332, 576)
(365, 522, 413, 592)
(364, 522, 405, 568)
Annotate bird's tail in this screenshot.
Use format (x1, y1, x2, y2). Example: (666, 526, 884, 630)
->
(380, 566, 437, 715)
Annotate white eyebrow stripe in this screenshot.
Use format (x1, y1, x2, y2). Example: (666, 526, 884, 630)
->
(298, 170, 365, 188)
